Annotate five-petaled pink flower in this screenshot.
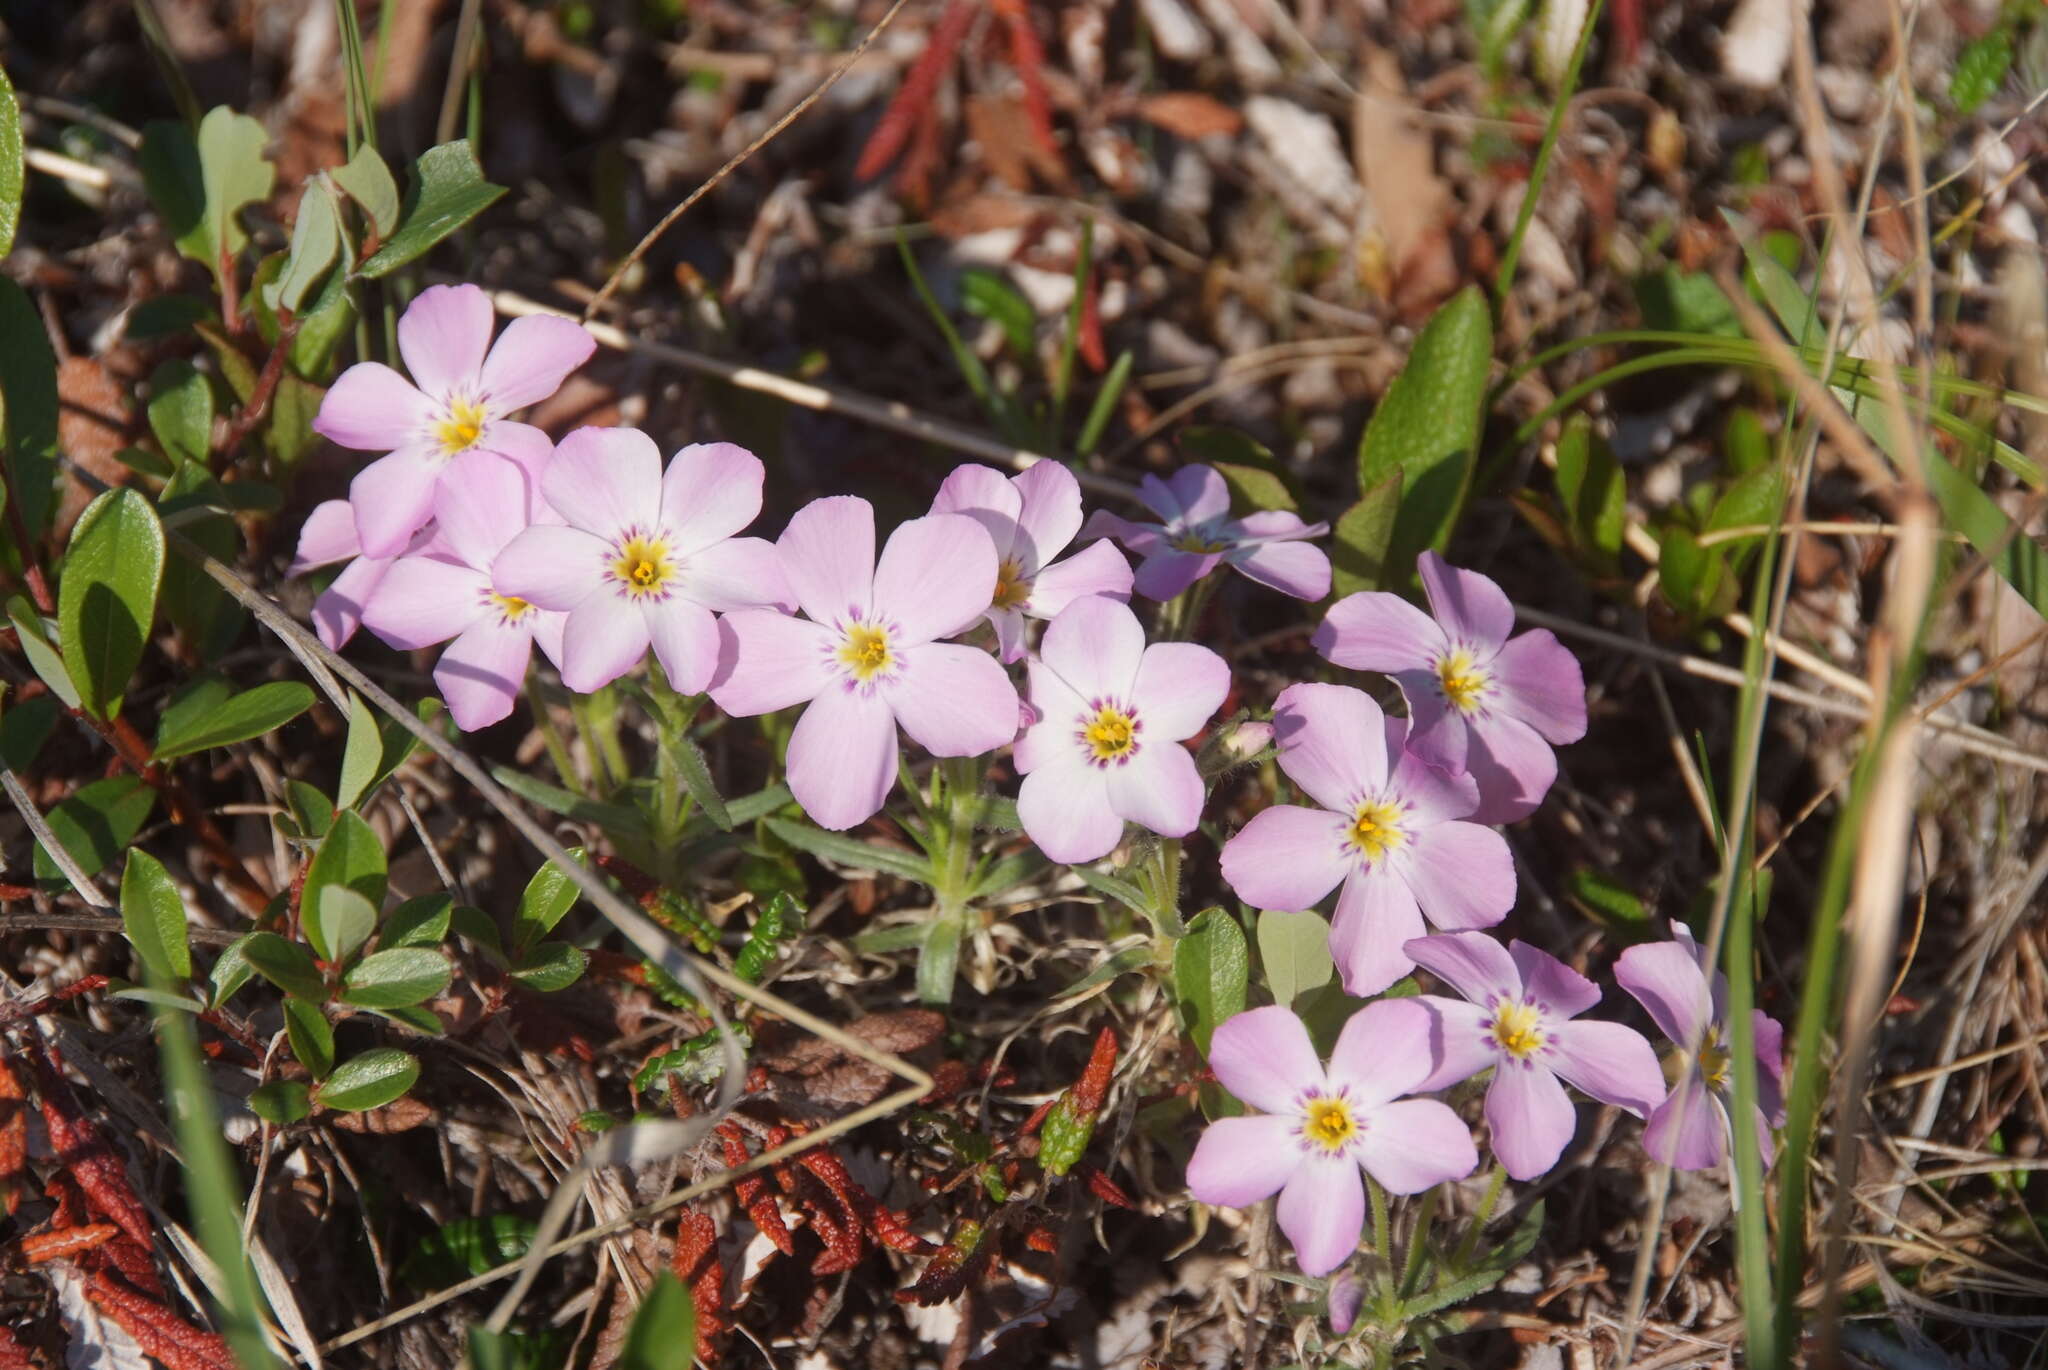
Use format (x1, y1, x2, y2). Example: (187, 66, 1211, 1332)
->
(1314, 551, 1585, 824)
(929, 461, 1133, 662)
(1082, 465, 1331, 602)
(1186, 1001, 1478, 1276)
(1014, 596, 1228, 863)
(289, 499, 434, 651)
(710, 497, 1020, 831)
(360, 453, 566, 732)
(493, 428, 792, 696)
(1405, 932, 1664, 1181)
(1616, 926, 1786, 1171)
(314, 285, 594, 557)
(1219, 683, 1514, 997)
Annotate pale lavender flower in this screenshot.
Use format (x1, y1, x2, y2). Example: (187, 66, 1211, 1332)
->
(315, 284, 594, 557)
(710, 497, 1019, 831)
(1219, 683, 1514, 997)
(1326, 1271, 1364, 1336)
(290, 500, 438, 650)
(1314, 551, 1585, 823)
(929, 461, 1132, 661)
(1405, 932, 1664, 1181)
(1014, 596, 1228, 863)
(360, 453, 566, 731)
(492, 427, 791, 696)
(1082, 465, 1330, 601)
(1185, 1001, 1478, 1277)
(1615, 926, 1787, 1171)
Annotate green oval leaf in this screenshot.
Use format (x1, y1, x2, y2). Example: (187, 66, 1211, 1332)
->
(617, 1272, 697, 1370)
(512, 848, 587, 956)
(34, 776, 156, 883)
(0, 64, 21, 260)
(208, 932, 258, 1009)
(120, 850, 192, 982)
(357, 141, 506, 279)
(1038, 1095, 1094, 1177)
(1256, 909, 1332, 1008)
(241, 931, 326, 1002)
(317, 1047, 420, 1112)
(317, 886, 377, 966)
(140, 108, 275, 298)
(284, 996, 335, 1079)
(342, 948, 452, 1009)
(58, 488, 166, 720)
(1329, 472, 1403, 598)
(153, 678, 314, 762)
(507, 942, 589, 993)
(302, 811, 388, 961)
(145, 359, 214, 468)
(0, 279, 58, 538)
(382, 893, 453, 949)
(8, 600, 79, 710)
(331, 144, 400, 238)
(271, 178, 341, 315)
(249, 1080, 312, 1127)
(1174, 907, 1249, 1057)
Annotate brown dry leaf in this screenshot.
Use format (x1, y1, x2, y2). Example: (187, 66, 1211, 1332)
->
(327, 1096, 435, 1134)
(1135, 92, 1243, 141)
(755, 1010, 946, 1113)
(56, 357, 136, 537)
(965, 94, 1071, 194)
(929, 193, 1044, 240)
(1353, 48, 1456, 319)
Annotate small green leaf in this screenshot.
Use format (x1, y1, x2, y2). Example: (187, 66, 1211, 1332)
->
(1329, 472, 1403, 598)
(357, 141, 507, 279)
(284, 996, 335, 1079)
(1564, 868, 1651, 931)
(284, 780, 334, 841)
(1656, 524, 1726, 618)
(153, 678, 314, 761)
(764, 816, 935, 883)
(317, 1047, 420, 1112)
(1356, 285, 1491, 568)
(8, 600, 80, 709)
(1174, 907, 1249, 1056)
(332, 144, 401, 238)
(668, 730, 732, 832)
(616, 1272, 697, 1370)
(342, 948, 452, 1009)
(301, 811, 387, 961)
(269, 178, 342, 315)
(733, 892, 803, 985)
(146, 359, 215, 468)
(120, 850, 192, 982)
(335, 693, 383, 812)
(316, 886, 377, 966)
(242, 933, 326, 1001)
(140, 108, 275, 297)
(34, 776, 155, 883)
(1632, 266, 1740, 337)
(0, 65, 21, 259)
(1706, 464, 1787, 550)
(0, 693, 59, 772)
(508, 942, 589, 993)
(1553, 414, 1625, 564)
(1256, 909, 1332, 1007)
(248, 1080, 312, 1126)
(1038, 1094, 1095, 1177)
(108, 986, 202, 1013)
(1950, 29, 2013, 115)
(0, 279, 58, 540)
(1293, 980, 1372, 1057)
(960, 268, 1037, 357)
(208, 933, 258, 1008)
(512, 848, 587, 956)
(58, 488, 166, 719)
(383, 893, 452, 949)
(405, 1215, 538, 1289)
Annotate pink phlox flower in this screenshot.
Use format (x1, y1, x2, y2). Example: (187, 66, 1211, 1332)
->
(1404, 932, 1665, 1181)
(929, 460, 1132, 662)
(1615, 925, 1786, 1171)
(314, 284, 594, 558)
(1185, 1001, 1478, 1277)
(1219, 682, 1515, 997)
(1313, 551, 1586, 824)
(290, 499, 440, 651)
(492, 427, 793, 697)
(709, 496, 1020, 831)
(1013, 596, 1228, 863)
(1080, 464, 1331, 601)
(358, 452, 567, 731)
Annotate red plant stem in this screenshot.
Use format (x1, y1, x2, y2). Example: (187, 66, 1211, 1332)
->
(215, 320, 302, 461)
(853, 0, 977, 181)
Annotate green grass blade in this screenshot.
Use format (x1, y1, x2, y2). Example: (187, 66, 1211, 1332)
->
(895, 231, 1016, 440)
(1050, 217, 1095, 445)
(1493, 0, 1605, 308)
(1076, 349, 1133, 458)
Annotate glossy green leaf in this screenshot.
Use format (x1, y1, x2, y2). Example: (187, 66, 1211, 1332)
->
(317, 1047, 419, 1112)
(1356, 285, 1492, 567)
(508, 942, 589, 993)
(272, 178, 341, 315)
(153, 678, 314, 762)
(382, 892, 452, 949)
(0, 693, 59, 772)
(34, 776, 155, 883)
(1256, 909, 1332, 1007)
(332, 144, 401, 237)
(284, 780, 334, 841)
(301, 811, 387, 961)
(316, 886, 377, 966)
(0, 65, 22, 259)
(357, 141, 506, 278)
(1329, 472, 1403, 598)
(284, 997, 335, 1079)
(146, 359, 214, 468)
(58, 488, 166, 719)
(512, 848, 587, 955)
(616, 1272, 697, 1370)
(241, 933, 326, 1001)
(0, 278, 58, 539)
(140, 108, 275, 295)
(120, 850, 192, 982)
(335, 692, 383, 812)
(1174, 907, 1248, 1057)
(208, 932, 258, 1008)
(8, 600, 79, 709)
(249, 1080, 312, 1127)
(342, 948, 452, 1009)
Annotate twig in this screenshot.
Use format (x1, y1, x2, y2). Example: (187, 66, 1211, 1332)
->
(0, 767, 112, 909)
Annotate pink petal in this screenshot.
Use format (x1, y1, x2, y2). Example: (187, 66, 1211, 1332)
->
(786, 684, 899, 830)
(1104, 742, 1204, 838)
(312, 555, 393, 650)
(541, 426, 663, 542)
(1314, 591, 1446, 674)
(1386, 734, 1480, 825)
(779, 496, 875, 626)
(477, 313, 595, 410)
(1081, 509, 1165, 556)
(434, 451, 535, 571)
(349, 445, 445, 558)
(313, 362, 431, 451)
(1327, 998, 1435, 1105)
(1414, 996, 1499, 1091)
(884, 642, 1019, 757)
(1509, 939, 1602, 1019)
(1206, 1004, 1326, 1113)
(1016, 760, 1121, 862)
(1008, 460, 1083, 571)
(930, 463, 1024, 561)
(530, 609, 567, 670)
(1023, 540, 1132, 619)
(1492, 628, 1588, 743)
(1418, 551, 1515, 653)
(1231, 537, 1331, 601)
(1356, 1098, 1478, 1194)
(1404, 930, 1522, 1007)
(1157, 466, 1232, 524)
(1185, 1114, 1303, 1208)
(872, 513, 998, 644)
(558, 598, 652, 692)
(1485, 1063, 1577, 1181)
(492, 525, 609, 611)
(679, 536, 795, 614)
(707, 610, 834, 715)
(1330, 869, 1427, 997)
(659, 442, 766, 555)
(1273, 682, 1389, 812)
(1545, 1019, 1665, 1117)
(1395, 821, 1514, 931)
(1131, 642, 1229, 742)
(1017, 658, 1088, 772)
(361, 556, 488, 649)
(1464, 713, 1557, 824)
(1276, 1155, 1364, 1277)
(1038, 596, 1144, 704)
(396, 283, 494, 400)
(989, 606, 1028, 663)
(1398, 675, 1469, 774)
(1327, 1272, 1363, 1335)
(434, 616, 533, 731)
(1218, 806, 1350, 913)
(291, 500, 361, 574)
(1643, 1073, 1724, 1171)
(646, 599, 720, 696)
(1614, 940, 1712, 1047)
(1132, 547, 1219, 601)
(1753, 1011, 1787, 1122)
(476, 419, 557, 483)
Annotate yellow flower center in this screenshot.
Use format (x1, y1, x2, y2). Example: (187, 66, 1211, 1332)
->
(1172, 531, 1230, 554)
(1436, 649, 1490, 715)
(992, 559, 1031, 610)
(1082, 706, 1138, 763)
(837, 623, 896, 681)
(1346, 798, 1408, 863)
(1697, 1025, 1730, 1091)
(1301, 1096, 1359, 1153)
(492, 594, 533, 623)
(1490, 1000, 1547, 1059)
(610, 537, 675, 598)
(433, 396, 489, 456)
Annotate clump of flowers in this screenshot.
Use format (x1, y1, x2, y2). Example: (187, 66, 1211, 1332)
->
(1083, 464, 1331, 601)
